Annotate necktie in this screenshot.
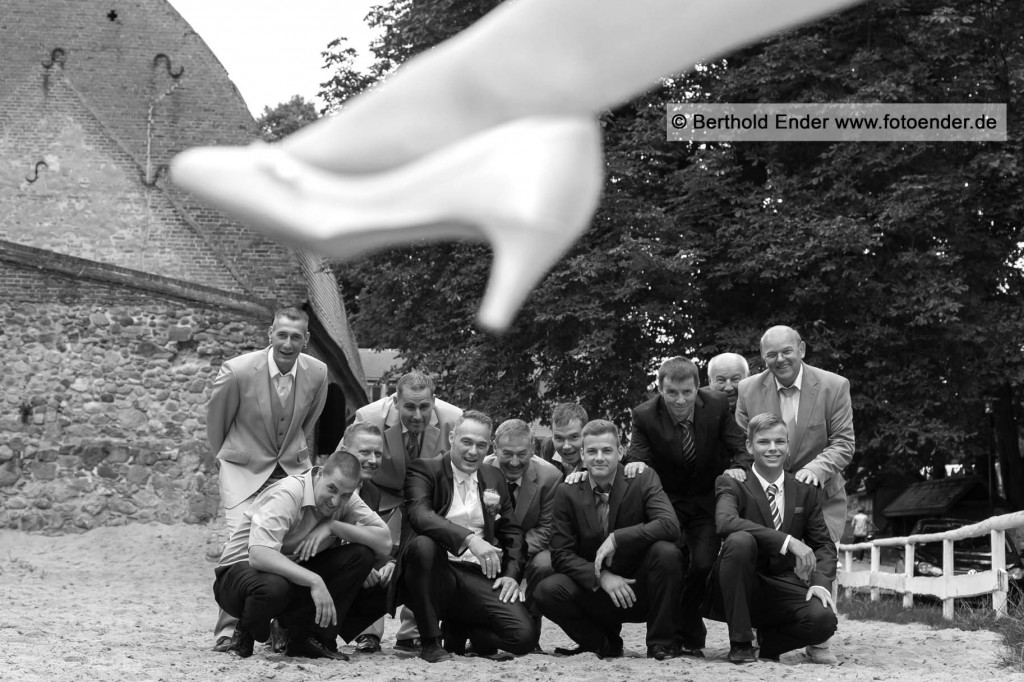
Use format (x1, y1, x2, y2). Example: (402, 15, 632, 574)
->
(767, 483, 782, 530)
(779, 385, 798, 443)
(507, 481, 519, 508)
(457, 478, 471, 505)
(404, 431, 419, 460)
(594, 488, 610, 534)
(276, 374, 293, 407)
(677, 421, 696, 467)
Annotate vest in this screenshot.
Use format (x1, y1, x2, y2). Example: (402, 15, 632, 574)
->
(268, 369, 297, 452)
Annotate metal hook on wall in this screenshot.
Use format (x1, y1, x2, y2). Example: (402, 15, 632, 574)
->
(42, 48, 66, 69)
(26, 161, 49, 183)
(152, 53, 184, 79)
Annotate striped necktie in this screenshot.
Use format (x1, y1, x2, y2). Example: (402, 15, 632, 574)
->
(404, 431, 419, 460)
(677, 421, 696, 467)
(767, 483, 782, 530)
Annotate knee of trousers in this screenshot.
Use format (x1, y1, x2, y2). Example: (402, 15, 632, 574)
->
(531, 574, 574, 615)
(349, 544, 376, 571)
(405, 535, 443, 566)
(646, 540, 684, 570)
(526, 550, 555, 582)
(503, 614, 539, 656)
(720, 531, 757, 560)
(255, 573, 294, 613)
(805, 602, 839, 639)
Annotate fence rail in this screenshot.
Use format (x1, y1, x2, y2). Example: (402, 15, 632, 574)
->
(837, 510, 1024, 619)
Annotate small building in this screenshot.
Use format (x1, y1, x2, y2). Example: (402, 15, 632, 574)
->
(882, 476, 993, 536)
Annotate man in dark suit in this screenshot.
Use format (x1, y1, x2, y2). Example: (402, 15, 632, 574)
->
(707, 413, 838, 664)
(393, 411, 536, 663)
(535, 420, 684, 661)
(483, 419, 562, 641)
(538, 403, 588, 477)
(626, 356, 749, 655)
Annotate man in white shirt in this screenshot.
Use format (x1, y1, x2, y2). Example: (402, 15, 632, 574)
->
(706, 413, 837, 664)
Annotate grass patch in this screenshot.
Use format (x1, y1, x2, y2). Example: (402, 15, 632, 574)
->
(840, 589, 1024, 671)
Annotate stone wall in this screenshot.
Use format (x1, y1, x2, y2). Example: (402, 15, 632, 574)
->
(0, 262, 332, 534)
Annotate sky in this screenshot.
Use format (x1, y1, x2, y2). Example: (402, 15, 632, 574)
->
(167, 0, 379, 117)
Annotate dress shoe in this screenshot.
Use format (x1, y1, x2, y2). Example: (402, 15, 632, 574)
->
(647, 644, 680, 660)
(552, 645, 589, 656)
(354, 633, 382, 653)
(420, 641, 454, 663)
(211, 635, 233, 653)
(394, 637, 422, 652)
(170, 117, 604, 333)
(728, 641, 757, 664)
(286, 635, 349, 661)
(597, 635, 624, 659)
(678, 645, 705, 658)
(268, 619, 288, 653)
(805, 643, 838, 665)
(225, 629, 254, 658)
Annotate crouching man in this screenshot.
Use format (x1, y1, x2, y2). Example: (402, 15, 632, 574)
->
(705, 413, 838, 664)
(534, 419, 685, 661)
(213, 450, 393, 659)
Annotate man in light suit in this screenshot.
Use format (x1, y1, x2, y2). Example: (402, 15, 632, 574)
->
(626, 356, 749, 655)
(706, 413, 838, 664)
(535, 419, 684, 661)
(394, 411, 536, 663)
(206, 306, 330, 651)
(735, 325, 854, 664)
(483, 419, 562, 642)
(352, 369, 463, 650)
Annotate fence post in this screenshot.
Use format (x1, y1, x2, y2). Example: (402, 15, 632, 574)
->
(903, 543, 915, 609)
(992, 529, 1007, 618)
(942, 538, 955, 620)
(870, 543, 881, 602)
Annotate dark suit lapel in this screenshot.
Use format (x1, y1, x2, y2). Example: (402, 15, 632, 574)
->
(437, 454, 455, 516)
(793, 367, 820, 459)
(655, 397, 682, 461)
(577, 481, 601, 535)
(744, 475, 774, 528)
(477, 468, 495, 541)
(253, 351, 276, 446)
(782, 475, 798, 533)
(607, 467, 626, 530)
(692, 393, 710, 464)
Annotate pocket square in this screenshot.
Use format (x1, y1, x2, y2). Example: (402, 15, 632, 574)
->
(794, 506, 805, 513)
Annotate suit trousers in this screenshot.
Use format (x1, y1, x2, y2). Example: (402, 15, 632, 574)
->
(401, 536, 535, 655)
(523, 549, 555, 614)
(214, 544, 386, 644)
(670, 493, 719, 648)
(709, 531, 837, 658)
(533, 540, 683, 649)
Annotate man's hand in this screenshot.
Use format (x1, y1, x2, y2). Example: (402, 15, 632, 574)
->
(310, 578, 337, 628)
(723, 467, 747, 482)
(593, 534, 617, 579)
(467, 536, 502, 579)
(806, 585, 836, 613)
(623, 461, 646, 478)
(564, 470, 589, 485)
(362, 568, 382, 589)
(795, 468, 821, 487)
(492, 576, 524, 604)
(599, 571, 637, 608)
(296, 523, 334, 562)
(378, 561, 396, 587)
(787, 537, 817, 582)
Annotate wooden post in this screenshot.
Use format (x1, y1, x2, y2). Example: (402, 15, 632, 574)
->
(870, 543, 881, 602)
(903, 543, 915, 609)
(992, 529, 1007, 618)
(942, 538, 955, 620)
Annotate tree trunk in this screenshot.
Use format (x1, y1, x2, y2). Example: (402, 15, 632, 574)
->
(993, 382, 1024, 511)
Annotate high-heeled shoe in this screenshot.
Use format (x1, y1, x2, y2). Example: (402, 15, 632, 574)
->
(170, 117, 603, 332)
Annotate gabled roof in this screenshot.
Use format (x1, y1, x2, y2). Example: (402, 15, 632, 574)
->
(883, 476, 988, 518)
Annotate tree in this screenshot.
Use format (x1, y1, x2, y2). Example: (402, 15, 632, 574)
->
(255, 95, 319, 142)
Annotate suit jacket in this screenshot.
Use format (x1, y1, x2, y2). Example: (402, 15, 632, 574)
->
(483, 454, 562, 557)
(549, 465, 680, 591)
(206, 348, 328, 509)
(713, 473, 836, 591)
(626, 389, 749, 515)
(735, 364, 854, 536)
(353, 394, 463, 504)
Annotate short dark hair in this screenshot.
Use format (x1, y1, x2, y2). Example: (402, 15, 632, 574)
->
(322, 449, 361, 480)
(551, 403, 588, 428)
(396, 370, 435, 398)
(657, 356, 699, 388)
(746, 412, 786, 441)
(273, 306, 309, 326)
(456, 409, 493, 434)
(494, 418, 532, 445)
(342, 422, 382, 448)
(581, 419, 620, 444)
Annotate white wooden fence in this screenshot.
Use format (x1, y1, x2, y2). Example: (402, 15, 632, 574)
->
(837, 510, 1024, 619)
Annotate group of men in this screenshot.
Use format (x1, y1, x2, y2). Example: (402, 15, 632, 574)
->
(204, 307, 854, 666)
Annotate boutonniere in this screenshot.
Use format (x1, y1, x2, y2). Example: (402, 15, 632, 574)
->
(483, 488, 501, 518)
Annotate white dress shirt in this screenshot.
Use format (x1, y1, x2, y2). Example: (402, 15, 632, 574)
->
(446, 462, 485, 565)
(752, 466, 790, 555)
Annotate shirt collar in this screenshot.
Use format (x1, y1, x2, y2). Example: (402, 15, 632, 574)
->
(752, 465, 784, 493)
(300, 467, 319, 510)
(774, 365, 804, 393)
(588, 469, 616, 494)
(451, 460, 478, 488)
(268, 347, 299, 380)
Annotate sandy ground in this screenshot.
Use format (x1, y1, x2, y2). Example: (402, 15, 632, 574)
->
(1, 523, 1021, 682)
